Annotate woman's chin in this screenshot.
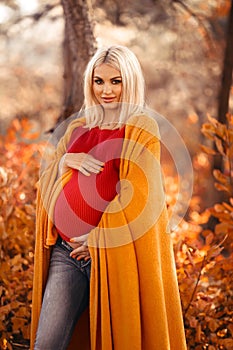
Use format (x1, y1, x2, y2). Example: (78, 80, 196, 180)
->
(102, 101, 120, 110)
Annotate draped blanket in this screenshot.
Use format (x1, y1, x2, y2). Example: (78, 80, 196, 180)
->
(30, 114, 187, 350)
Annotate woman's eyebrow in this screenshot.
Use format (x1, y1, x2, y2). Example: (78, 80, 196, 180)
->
(93, 75, 122, 79)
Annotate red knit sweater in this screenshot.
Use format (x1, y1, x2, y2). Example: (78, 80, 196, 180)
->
(54, 125, 125, 241)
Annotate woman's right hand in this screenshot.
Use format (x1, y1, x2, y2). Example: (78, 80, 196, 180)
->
(59, 153, 105, 176)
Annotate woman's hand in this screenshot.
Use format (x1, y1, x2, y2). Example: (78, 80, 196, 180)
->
(69, 234, 91, 261)
(59, 153, 104, 176)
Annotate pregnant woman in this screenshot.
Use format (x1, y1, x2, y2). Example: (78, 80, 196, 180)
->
(31, 45, 187, 350)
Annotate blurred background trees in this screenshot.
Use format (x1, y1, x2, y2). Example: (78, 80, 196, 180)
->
(1, 0, 232, 141)
(0, 0, 233, 349)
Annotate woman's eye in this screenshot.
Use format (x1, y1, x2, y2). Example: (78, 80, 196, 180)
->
(94, 79, 103, 85)
(112, 79, 122, 85)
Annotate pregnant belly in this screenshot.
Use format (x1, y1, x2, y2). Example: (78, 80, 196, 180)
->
(54, 161, 120, 241)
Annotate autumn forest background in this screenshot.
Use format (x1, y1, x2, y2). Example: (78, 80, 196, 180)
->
(0, 0, 233, 349)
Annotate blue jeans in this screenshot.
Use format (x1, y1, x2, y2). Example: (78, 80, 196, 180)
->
(34, 236, 91, 350)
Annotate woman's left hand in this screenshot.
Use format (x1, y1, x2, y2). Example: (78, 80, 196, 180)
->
(69, 234, 91, 261)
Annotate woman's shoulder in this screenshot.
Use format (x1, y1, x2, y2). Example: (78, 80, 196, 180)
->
(126, 114, 160, 140)
(61, 116, 86, 141)
(67, 116, 86, 131)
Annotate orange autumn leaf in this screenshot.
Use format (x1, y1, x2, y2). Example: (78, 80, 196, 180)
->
(200, 144, 216, 155)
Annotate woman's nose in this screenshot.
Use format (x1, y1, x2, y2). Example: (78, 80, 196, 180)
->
(103, 83, 112, 94)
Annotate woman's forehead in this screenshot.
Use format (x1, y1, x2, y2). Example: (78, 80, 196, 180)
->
(93, 63, 121, 77)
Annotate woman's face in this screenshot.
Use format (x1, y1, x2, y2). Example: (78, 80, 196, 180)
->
(92, 64, 122, 108)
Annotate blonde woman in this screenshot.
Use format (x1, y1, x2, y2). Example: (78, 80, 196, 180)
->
(31, 45, 187, 350)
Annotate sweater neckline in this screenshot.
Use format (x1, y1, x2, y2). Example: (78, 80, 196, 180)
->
(90, 125, 124, 131)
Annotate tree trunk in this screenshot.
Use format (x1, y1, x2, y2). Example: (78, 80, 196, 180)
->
(213, 1, 233, 173)
(218, 0, 233, 124)
(59, 0, 96, 122)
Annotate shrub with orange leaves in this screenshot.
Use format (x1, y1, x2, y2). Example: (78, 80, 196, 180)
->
(175, 218, 233, 350)
(0, 118, 46, 349)
(201, 113, 233, 253)
(173, 114, 233, 350)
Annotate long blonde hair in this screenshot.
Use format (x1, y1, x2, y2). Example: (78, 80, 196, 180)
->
(82, 45, 145, 127)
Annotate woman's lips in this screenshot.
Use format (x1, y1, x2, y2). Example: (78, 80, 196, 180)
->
(102, 97, 116, 103)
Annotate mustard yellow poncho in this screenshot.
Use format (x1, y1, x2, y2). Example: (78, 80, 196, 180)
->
(30, 114, 187, 350)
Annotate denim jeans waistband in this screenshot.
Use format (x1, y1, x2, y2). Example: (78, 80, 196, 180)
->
(57, 235, 73, 252)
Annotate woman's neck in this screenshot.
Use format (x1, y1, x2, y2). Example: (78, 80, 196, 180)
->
(101, 107, 120, 127)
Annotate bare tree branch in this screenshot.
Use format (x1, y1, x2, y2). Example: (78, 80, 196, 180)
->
(0, 3, 61, 36)
(171, 0, 215, 51)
